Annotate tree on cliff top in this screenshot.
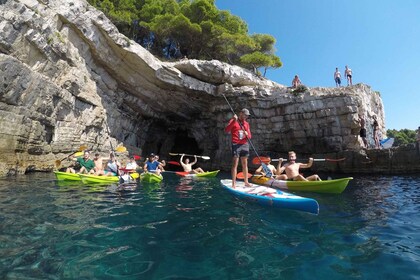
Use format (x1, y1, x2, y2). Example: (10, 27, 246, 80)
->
(386, 129, 416, 146)
(88, 0, 282, 75)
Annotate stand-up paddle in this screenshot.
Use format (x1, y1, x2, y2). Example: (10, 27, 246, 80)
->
(222, 94, 272, 178)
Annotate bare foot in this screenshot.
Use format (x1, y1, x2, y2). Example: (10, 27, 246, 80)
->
(244, 182, 252, 187)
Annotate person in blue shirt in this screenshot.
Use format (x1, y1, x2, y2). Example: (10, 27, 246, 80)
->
(143, 153, 163, 175)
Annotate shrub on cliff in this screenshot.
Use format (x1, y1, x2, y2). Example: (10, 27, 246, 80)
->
(290, 84, 308, 96)
(386, 129, 416, 146)
(88, 0, 282, 76)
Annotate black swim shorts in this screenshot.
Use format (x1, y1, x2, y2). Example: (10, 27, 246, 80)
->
(232, 143, 250, 158)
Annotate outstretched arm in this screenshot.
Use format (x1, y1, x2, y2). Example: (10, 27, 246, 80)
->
(299, 158, 314, 169)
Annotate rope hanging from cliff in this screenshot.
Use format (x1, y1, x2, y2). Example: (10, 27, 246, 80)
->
(221, 94, 272, 177)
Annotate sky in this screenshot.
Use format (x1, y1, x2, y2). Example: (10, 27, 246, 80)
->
(215, 0, 420, 130)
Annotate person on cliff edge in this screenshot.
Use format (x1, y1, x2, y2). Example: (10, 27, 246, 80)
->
(334, 67, 341, 87)
(345, 65, 353, 86)
(225, 108, 252, 188)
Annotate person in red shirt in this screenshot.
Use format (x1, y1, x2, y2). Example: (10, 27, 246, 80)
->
(225, 108, 252, 188)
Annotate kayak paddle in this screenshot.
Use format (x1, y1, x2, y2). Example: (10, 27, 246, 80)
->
(54, 145, 88, 168)
(252, 156, 346, 165)
(169, 153, 210, 160)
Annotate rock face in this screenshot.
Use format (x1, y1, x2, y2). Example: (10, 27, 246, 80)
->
(1, 0, 418, 176)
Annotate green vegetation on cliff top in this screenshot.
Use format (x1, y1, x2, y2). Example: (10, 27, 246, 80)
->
(88, 0, 282, 76)
(387, 129, 417, 146)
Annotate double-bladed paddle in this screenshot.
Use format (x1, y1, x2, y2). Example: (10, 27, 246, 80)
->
(169, 153, 210, 160)
(54, 145, 88, 168)
(252, 156, 346, 165)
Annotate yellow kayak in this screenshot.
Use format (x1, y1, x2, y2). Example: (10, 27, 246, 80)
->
(251, 176, 353, 194)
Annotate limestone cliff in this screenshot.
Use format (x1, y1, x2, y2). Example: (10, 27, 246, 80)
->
(1, 0, 417, 176)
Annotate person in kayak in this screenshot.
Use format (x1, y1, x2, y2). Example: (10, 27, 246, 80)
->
(104, 152, 121, 176)
(93, 153, 105, 175)
(125, 155, 138, 170)
(180, 154, 204, 174)
(275, 151, 321, 181)
(143, 153, 163, 175)
(225, 108, 252, 188)
(255, 156, 276, 177)
(66, 150, 95, 174)
(155, 155, 166, 172)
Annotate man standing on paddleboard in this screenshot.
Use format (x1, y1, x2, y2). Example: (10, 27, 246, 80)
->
(225, 108, 252, 188)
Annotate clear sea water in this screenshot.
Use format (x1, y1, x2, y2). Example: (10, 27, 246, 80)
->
(0, 172, 419, 279)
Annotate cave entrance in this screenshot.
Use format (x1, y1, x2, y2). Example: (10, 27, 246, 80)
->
(170, 128, 202, 156)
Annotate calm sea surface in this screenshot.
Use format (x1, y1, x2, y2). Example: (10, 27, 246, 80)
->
(0, 172, 419, 279)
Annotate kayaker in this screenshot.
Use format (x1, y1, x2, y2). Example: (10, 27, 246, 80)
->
(180, 154, 205, 174)
(143, 153, 163, 175)
(276, 151, 321, 181)
(255, 156, 276, 178)
(66, 151, 95, 174)
(225, 108, 252, 188)
(93, 153, 105, 175)
(125, 155, 138, 170)
(104, 152, 121, 176)
(155, 155, 166, 172)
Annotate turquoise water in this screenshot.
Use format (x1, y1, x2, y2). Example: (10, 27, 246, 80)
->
(0, 173, 419, 279)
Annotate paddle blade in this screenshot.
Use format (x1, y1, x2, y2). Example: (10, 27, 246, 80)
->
(169, 153, 179, 156)
(168, 161, 181, 166)
(78, 145, 88, 152)
(133, 155, 141, 160)
(74, 151, 84, 157)
(130, 172, 140, 179)
(115, 146, 127, 153)
(201, 156, 210, 160)
(237, 172, 252, 179)
(54, 160, 61, 168)
(261, 163, 273, 177)
(326, 157, 346, 162)
(252, 157, 270, 165)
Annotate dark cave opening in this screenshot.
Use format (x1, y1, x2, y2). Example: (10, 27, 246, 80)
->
(170, 128, 202, 155)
